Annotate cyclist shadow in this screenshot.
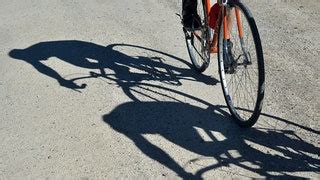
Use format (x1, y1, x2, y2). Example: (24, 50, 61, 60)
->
(103, 102, 320, 178)
(8, 40, 320, 178)
(8, 40, 217, 93)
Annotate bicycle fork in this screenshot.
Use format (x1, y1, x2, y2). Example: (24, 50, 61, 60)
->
(221, 5, 251, 72)
(235, 7, 251, 66)
(222, 6, 236, 73)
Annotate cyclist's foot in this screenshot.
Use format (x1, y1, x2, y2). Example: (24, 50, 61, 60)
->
(224, 40, 237, 73)
(183, 13, 202, 31)
(227, 39, 233, 52)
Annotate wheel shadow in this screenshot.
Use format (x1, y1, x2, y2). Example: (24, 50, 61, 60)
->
(8, 40, 320, 178)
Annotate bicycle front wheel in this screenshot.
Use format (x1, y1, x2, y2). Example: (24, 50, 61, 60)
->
(184, 0, 211, 72)
(217, 1, 265, 127)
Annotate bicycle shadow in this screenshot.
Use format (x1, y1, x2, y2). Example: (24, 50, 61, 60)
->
(8, 40, 320, 178)
(103, 102, 320, 178)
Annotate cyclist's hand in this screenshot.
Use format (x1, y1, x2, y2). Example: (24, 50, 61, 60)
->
(59, 79, 87, 90)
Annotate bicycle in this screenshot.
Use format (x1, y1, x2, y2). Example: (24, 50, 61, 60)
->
(182, 0, 265, 127)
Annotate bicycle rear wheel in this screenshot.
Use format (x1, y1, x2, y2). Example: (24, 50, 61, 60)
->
(217, 1, 265, 127)
(184, 0, 210, 72)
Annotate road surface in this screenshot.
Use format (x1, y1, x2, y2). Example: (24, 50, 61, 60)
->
(0, 0, 319, 178)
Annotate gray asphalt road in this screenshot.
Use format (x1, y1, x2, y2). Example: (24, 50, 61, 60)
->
(0, 0, 319, 179)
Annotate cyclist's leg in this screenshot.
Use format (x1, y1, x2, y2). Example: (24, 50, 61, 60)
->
(182, 0, 201, 29)
(212, 7, 234, 53)
(182, 0, 197, 16)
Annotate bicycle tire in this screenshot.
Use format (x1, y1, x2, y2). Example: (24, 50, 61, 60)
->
(184, 0, 211, 73)
(217, 1, 265, 127)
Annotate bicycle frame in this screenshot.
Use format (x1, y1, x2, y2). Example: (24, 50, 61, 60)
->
(185, 0, 265, 126)
(206, 0, 245, 53)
